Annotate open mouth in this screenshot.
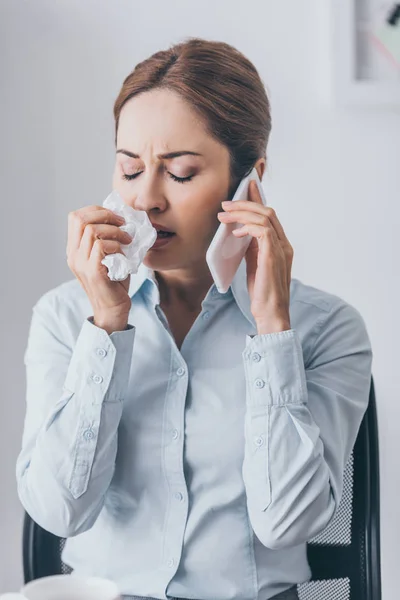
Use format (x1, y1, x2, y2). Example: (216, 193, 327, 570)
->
(156, 230, 175, 238)
(151, 229, 177, 248)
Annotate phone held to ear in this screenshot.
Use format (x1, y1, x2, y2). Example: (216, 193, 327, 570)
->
(206, 167, 267, 294)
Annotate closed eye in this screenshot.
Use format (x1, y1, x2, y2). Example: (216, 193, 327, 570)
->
(122, 171, 194, 184)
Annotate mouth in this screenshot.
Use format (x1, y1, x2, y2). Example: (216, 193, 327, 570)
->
(155, 229, 175, 238)
(150, 221, 175, 236)
(151, 229, 176, 249)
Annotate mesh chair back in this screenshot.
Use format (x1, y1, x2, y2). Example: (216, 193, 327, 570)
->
(298, 376, 381, 600)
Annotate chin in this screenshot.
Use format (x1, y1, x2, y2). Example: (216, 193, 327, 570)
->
(143, 248, 196, 273)
(143, 253, 176, 271)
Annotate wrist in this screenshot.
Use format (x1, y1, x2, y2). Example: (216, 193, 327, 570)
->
(255, 318, 291, 335)
(92, 313, 129, 335)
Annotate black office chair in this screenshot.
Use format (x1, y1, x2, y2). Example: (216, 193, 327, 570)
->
(23, 377, 381, 600)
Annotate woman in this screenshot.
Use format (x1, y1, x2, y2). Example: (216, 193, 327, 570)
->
(17, 38, 373, 600)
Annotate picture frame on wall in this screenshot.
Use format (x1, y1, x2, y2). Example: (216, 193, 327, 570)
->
(331, 0, 400, 106)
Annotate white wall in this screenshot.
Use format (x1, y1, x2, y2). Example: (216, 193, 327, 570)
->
(0, 0, 399, 597)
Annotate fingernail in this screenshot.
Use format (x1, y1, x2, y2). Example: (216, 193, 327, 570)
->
(221, 201, 229, 207)
(117, 215, 126, 223)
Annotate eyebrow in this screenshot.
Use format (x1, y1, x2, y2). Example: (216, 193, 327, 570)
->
(116, 149, 202, 159)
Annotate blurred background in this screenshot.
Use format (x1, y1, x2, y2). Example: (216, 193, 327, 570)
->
(0, 0, 398, 598)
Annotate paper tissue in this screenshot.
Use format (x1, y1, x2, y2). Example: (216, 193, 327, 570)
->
(101, 190, 157, 281)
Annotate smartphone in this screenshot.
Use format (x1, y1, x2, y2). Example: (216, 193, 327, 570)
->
(206, 167, 267, 294)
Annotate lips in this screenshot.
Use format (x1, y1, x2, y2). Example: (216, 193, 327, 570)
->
(150, 221, 175, 234)
(151, 231, 176, 249)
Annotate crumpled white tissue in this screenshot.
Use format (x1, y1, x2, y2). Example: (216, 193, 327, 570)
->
(101, 190, 157, 281)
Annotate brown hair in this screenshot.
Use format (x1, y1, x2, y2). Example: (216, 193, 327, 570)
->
(113, 37, 271, 198)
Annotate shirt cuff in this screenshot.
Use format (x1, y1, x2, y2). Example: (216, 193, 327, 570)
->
(242, 329, 307, 407)
(63, 317, 136, 402)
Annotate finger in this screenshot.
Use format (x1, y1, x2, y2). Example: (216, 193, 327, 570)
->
(264, 211, 289, 245)
(232, 222, 278, 242)
(67, 207, 126, 254)
(222, 200, 267, 213)
(90, 238, 124, 267)
(67, 206, 106, 253)
(222, 201, 287, 244)
(218, 209, 270, 228)
(80, 223, 132, 260)
(249, 186, 290, 244)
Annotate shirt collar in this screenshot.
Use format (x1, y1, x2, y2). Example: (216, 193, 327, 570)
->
(128, 259, 263, 335)
(128, 262, 158, 299)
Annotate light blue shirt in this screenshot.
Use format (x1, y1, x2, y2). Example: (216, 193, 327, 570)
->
(17, 258, 373, 600)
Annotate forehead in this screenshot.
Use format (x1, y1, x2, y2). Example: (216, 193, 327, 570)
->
(117, 89, 209, 150)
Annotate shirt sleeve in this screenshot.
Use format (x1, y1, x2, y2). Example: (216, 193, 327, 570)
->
(16, 293, 136, 538)
(241, 301, 373, 550)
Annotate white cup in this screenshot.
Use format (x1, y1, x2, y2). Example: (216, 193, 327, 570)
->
(0, 574, 121, 600)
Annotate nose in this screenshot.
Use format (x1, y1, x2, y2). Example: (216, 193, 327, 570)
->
(127, 175, 167, 213)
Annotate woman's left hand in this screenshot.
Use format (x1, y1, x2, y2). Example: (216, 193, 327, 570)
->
(217, 180, 294, 334)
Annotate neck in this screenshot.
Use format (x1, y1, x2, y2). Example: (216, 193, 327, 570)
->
(155, 262, 214, 312)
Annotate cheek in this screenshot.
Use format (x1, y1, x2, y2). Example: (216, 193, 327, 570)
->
(111, 170, 128, 201)
(180, 206, 219, 247)
(178, 200, 208, 231)
(112, 167, 120, 190)
(185, 190, 220, 230)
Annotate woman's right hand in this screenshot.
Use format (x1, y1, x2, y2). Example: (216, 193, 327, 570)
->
(67, 205, 134, 334)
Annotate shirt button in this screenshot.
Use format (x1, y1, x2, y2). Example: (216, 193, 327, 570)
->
(83, 429, 95, 440)
(202, 311, 210, 320)
(166, 558, 174, 568)
(176, 367, 185, 377)
(174, 492, 184, 502)
(254, 378, 265, 389)
(254, 436, 264, 447)
(212, 288, 219, 297)
(92, 374, 103, 384)
(172, 429, 179, 440)
(252, 352, 261, 362)
(96, 348, 107, 358)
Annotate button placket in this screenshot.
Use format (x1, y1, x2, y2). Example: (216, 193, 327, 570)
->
(163, 355, 189, 577)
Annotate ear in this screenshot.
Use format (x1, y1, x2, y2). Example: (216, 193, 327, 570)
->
(254, 157, 266, 182)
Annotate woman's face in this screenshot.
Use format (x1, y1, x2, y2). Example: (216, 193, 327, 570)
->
(112, 88, 232, 274)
